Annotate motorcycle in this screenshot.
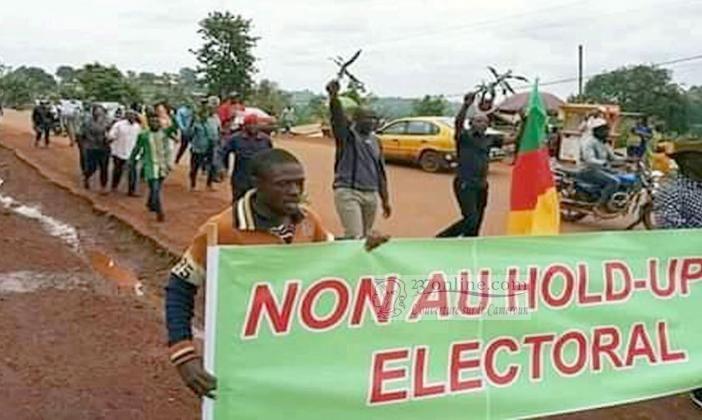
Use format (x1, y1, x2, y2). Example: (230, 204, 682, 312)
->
(553, 159, 663, 230)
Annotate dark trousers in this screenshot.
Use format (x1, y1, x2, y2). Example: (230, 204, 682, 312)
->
(85, 149, 110, 189)
(35, 126, 50, 146)
(78, 143, 87, 175)
(175, 134, 191, 164)
(111, 156, 138, 193)
(437, 178, 489, 238)
(190, 152, 215, 189)
(147, 178, 164, 215)
(579, 167, 621, 205)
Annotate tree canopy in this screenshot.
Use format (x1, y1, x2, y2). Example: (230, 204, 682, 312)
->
(583, 65, 689, 133)
(191, 11, 259, 98)
(412, 95, 449, 116)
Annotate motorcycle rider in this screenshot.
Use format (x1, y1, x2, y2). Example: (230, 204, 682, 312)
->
(579, 118, 625, 211)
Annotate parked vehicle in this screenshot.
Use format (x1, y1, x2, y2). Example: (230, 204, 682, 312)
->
(553, 159, 662, 229)
(376, 116, 505, 172)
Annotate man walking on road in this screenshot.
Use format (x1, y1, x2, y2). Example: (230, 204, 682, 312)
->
(164, 148, 388, 398)
(81, 105, 112, 194)
(188, 105, 218, 191)
(174, 102, 194, 164)
(326, 80, 391, 239)
(222, 114, 273, 202)
(437, 92, 492, 237)
(108, 110, 141, 194)
(129, 108, 177, 222)
(31, 101, 53, 147)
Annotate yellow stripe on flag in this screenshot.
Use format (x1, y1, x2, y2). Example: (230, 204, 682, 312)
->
(507, 188, 560, 235)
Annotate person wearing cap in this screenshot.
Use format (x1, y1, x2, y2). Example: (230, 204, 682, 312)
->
(129, 107, 178, 222)
(438, 91, 492, 237)
(652, 141, 702, 408)
(578, 108, 606, 136)
(326, 80, 391, 239)
(108, 110, 142, 194)
(654, 141, 702, 230)
(221, 113, 273, 201)
(578, 117, 625, 211)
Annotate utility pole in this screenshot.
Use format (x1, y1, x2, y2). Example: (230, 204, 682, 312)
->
(578, 45, 584, 97)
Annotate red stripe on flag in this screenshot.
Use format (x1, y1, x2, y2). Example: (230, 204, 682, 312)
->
(510, 147, 555, 211)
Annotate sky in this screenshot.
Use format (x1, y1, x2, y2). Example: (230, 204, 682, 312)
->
(1, 0, 701, 99)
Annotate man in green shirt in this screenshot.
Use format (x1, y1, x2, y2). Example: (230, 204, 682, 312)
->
(129, 108, 177, 222)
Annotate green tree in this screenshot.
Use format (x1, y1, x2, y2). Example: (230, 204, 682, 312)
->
(178, 67, 200, 87)
(583, 65, 689, 133)
(686, 86, 702, 135)
(250, 79, 292, 116)
(76, 63, 140, 103)
(192, 11, 259, 98)
(0, 66, 56, 107)
(412, 95, 449, 116)
(56, 65, 77, 84)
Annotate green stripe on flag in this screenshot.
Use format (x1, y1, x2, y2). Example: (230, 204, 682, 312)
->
(518, 80, 548, 154)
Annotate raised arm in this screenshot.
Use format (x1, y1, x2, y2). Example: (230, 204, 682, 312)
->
(454, 92, 476, 141)
(326, 80, 350, 144)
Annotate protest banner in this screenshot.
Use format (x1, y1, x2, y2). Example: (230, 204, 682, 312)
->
(203, 229, 702, 419)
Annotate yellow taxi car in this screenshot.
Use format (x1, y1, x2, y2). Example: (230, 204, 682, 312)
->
(376, 116, 503, 172)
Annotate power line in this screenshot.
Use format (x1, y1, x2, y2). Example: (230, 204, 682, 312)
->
(361, 0, 585, 52)
(440, 53, 702, 99)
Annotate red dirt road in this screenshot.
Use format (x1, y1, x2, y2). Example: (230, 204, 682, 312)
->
(0, 147, 198, 419)
(0, 110, 633, 255)
(0, 111, 697, 419)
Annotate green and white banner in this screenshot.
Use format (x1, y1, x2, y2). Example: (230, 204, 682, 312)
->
(203, 230, 702, 419)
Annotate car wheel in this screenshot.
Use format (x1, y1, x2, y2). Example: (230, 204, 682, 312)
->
(419, 150, 442, 173)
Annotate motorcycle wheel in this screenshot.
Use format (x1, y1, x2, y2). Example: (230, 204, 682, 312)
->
(561, 208, 588, 222)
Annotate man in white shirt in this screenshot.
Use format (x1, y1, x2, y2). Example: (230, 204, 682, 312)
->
(109, 111, 142, 194)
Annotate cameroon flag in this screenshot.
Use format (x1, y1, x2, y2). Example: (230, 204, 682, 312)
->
(506, 82, 560, 235)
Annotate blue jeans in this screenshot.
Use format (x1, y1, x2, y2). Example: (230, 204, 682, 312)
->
(147, 178, 164, 214)
(579, 167, 621, 205)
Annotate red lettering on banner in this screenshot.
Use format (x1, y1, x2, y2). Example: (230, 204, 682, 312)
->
(408, 272, 449, 321)
(300, 278, 350, 331)
(577, 263, 602, 305)
(350, 276, 399, 327)
(523, 334, 555, 382)
(242, 281, 300, 339)
(368, 349, 410, 405)
(508, 266, 538, 311)
(542, 264, 576, 308)
(484, 338, 520, 386)
(649, 259, 676, 299)
(680, 258, 702, 296)
(624, 323, 657, 366)
(657, 321, 687, 363)
(449, 341, 483, 393)
(591, 326, 624, 372)
(458, 270, 488, 317)
(413, 347, 446, 398)
(604, 261, 633, 302)
(553, 331, 588, 376)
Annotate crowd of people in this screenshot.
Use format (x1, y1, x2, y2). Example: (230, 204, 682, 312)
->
(23, 81, 702, 403)
(29, 92, 274, 222)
